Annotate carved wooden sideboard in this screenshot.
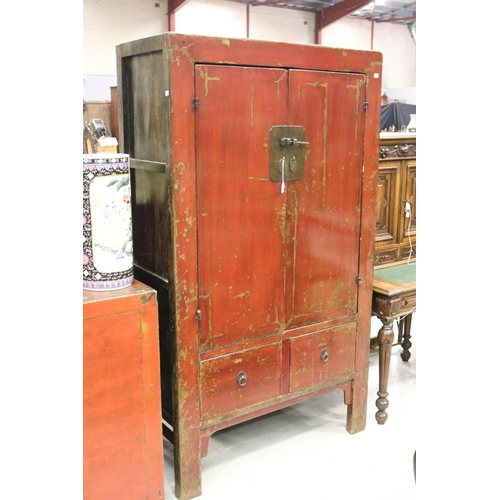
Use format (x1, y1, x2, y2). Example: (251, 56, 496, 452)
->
(375, 133, 416, 268)
(116, 32, 382, 500)
(372, 133, 416, 427)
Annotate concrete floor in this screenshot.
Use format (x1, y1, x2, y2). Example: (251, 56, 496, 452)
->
(162, 316, 417, 500)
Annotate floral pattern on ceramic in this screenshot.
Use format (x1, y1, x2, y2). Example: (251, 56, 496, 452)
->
(83, 154, 133, 290)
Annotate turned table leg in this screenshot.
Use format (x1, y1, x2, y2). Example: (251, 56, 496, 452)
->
(400, 313, 413, 362)
(376, 320, 394, 425)
(397, 317, 404, 344)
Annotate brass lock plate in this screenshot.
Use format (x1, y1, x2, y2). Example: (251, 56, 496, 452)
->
(269, 125, 307, 183)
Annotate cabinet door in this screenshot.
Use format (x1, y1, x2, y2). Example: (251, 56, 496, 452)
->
(399, 159, 416, 248)
(286, 70, 366, 329)
(196, 65, 288, 351)
(196, 65, 366, 350)
(375, 160, 401, 247)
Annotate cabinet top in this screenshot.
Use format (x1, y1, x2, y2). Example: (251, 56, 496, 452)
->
(83, 279, 156, 305)
(116, 32, 382, 76)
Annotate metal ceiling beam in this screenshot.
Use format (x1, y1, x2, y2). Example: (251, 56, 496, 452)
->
(316, 0, 372, 30)
(315, 0, 371, 44)
(248, 0, 309, 7)
(241, 0, 329, 14)
(376, 16, 416, 23)
(169, 0, 189, 12)
(167, 0, 190, 31)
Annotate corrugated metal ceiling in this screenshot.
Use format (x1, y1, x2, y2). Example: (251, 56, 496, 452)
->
(237, 0, 416, 25)
(349, 0, 416, 24)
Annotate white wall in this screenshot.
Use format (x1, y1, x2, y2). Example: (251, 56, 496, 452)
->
(174, 0, 247, 38)
(83, 0, 415, 102)
(83, 0, 169, 100)
(175, 0, 316, 43)
(382, 87, 416, 105)
(370, 21, 416, 89)
(321, 17, 416, 102)
(249, 4, 315, 44)
(320, 16, 371, 50)
(83, 0, 168, 74)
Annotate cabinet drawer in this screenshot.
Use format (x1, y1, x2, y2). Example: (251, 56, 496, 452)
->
(400, 243, 416, 261)
(400, 291, 416, 312)
(200, 343, 282, 421)
(289, 323, 356, 392)
(374, 248, 398, 266)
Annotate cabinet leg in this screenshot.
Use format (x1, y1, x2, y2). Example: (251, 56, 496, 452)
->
(376, 321, 394, 425)
(346, 368, 368, 434)
(173, 429, 202, 500)
(400, 313, 413, 362)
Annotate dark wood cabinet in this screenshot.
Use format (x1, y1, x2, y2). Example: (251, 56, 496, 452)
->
(375, 133, 416, 267)
(116, 33, 382, 500)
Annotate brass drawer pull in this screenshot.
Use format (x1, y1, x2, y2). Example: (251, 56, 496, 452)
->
(321, 348, 329, 362)
(237, 371, 247, 387)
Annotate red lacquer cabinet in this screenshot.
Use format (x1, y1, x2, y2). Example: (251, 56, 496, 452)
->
(116, 33, 382, 500)
(83, 281, 164, 500)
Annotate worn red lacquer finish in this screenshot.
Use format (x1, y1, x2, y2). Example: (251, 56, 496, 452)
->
(117, 32, 382, 500)
(83, 281, 164, 500)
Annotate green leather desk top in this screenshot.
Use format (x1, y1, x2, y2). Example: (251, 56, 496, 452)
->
(372, 263, 416, 296)
(373, 263, 416, 285)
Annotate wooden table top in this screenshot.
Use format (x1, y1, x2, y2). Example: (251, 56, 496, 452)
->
(373, 263, 416, 297)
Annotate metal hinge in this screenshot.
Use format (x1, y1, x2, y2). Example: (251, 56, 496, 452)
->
(195, 309, 202, 321)
(363, 101, 369, 111)
(192, 98, 199, 110)
(356, 276, 362, 285)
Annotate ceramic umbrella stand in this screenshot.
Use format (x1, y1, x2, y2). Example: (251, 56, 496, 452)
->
(83, 153, 133, 290)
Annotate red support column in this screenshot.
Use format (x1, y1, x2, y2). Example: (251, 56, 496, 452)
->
(315, 11, 322, 45)
(371, 2, 375, 49)
(168, 0, 189, 32)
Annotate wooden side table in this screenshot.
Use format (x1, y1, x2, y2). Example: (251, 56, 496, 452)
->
(83, 280, 165, 499)
(371, 264, 416, 424)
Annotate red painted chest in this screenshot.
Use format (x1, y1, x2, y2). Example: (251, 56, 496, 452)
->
(83, 281, 164, 499)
